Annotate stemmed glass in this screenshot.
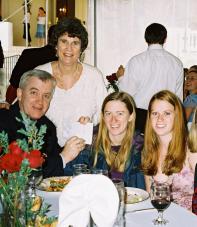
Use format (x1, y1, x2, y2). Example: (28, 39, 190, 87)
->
(150, 181, 171, 225)
(28, 168, 43, 196)
(112, 178, 125, 227)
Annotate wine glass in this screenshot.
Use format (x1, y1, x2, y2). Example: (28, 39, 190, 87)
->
(150, 181, 171, 225)
(28, 168, 43, 196)
(112, 178, 125, 227)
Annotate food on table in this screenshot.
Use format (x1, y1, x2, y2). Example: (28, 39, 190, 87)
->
(125, 191, 143, 204)
(38, 177, 71, 192)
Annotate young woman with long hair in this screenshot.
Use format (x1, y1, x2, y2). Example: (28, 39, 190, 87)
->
(142, 90, 194, 210)
(92, 91, 145, 188)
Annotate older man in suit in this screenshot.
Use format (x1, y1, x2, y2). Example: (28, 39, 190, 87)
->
(0, 69, 86, 178)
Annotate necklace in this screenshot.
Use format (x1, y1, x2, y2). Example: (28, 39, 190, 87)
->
(56, 62, 79, 89)
(57, 62, 79, 78)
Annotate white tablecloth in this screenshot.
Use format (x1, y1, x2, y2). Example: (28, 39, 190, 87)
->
(36, 189, 197, 227)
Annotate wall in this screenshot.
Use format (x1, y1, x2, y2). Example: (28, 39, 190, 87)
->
(75, 0, 87, 25)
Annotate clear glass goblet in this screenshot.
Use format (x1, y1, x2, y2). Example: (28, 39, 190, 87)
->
(150, 181, 171, 225)
(112, 178, 125, 227)
(28, 168, 43, 196)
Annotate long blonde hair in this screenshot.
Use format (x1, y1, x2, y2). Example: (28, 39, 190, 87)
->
(93, 92, 136, 172)
(142, 90, 187, 176)
(188, 107, 197, 153)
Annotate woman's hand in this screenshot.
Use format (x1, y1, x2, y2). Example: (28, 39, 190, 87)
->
(61, 136, 85, 163)
(78, 116, 91, 124)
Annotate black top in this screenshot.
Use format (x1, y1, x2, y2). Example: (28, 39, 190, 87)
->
(0, 102, 64, 178)
(10, 45, 57, 88)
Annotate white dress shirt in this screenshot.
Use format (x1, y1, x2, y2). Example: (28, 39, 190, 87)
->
(119, 44, 183, 109)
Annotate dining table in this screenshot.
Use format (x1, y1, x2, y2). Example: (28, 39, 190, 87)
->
(36, 188, 197, 227)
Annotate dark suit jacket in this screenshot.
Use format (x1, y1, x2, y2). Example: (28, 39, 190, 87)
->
(10, 45, 57, 88)
(135, 108, 147, 134)
(0, 102, 64, 178)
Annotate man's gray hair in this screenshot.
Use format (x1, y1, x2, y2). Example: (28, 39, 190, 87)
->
(19, 69, 56, 94)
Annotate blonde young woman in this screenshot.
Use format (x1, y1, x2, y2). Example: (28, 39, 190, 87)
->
(91, 92, 145, 189)
(142, 90, 194, 210)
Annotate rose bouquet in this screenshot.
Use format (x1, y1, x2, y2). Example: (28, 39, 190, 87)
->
(106, 73, 119, 92)
(0, 113, 56, 226)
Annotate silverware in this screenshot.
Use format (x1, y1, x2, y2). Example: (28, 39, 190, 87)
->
(127, 207, 155, 213)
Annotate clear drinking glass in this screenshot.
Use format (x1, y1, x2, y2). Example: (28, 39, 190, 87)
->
(91, 168, 109, 176)
(112, 178, 125, 227)
(73, 164, 88, 176)
(28, 168, 43, 196)
(150, 181, 171, 225)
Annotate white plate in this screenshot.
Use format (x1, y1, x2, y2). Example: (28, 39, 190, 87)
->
(37, 176, 72, 192)
(125, 187, 149, 205)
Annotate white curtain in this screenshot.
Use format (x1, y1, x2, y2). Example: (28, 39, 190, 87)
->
(86, 0, 197, 75)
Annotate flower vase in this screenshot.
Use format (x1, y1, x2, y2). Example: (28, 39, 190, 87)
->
(0, 181, 27, 227)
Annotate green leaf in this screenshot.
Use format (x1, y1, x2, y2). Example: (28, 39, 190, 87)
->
(0, 131, 9, 153)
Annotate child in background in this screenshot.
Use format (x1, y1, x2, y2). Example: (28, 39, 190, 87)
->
(35, 7, 46, 47)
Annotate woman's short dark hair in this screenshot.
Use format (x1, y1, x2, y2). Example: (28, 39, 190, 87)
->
(50, 17, 88, 53)
(144, 23, 167, 45)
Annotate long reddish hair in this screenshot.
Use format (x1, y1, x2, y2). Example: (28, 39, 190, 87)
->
(142, 90, 187, 176)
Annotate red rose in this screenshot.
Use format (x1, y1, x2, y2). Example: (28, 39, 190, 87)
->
(22, 152, 29, 159)
(0, 153, 23, 173)
(9, 141, 23, 156)
(28, 150, 44, 169)
(106, 73, 118, 83)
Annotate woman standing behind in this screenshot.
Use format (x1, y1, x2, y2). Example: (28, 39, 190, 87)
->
(142, 90, 194, 210)
(91, 92, 145, 188)
(35, 7, 46, 47)
(36, 17, 107, 147)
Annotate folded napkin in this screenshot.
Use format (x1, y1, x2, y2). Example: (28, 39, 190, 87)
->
(58, 174, 119, 227)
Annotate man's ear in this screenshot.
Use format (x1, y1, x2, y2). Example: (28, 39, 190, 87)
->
(17, 88, 22, 101)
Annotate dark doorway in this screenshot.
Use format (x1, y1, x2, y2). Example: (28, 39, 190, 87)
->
(56, 0, 75, 21)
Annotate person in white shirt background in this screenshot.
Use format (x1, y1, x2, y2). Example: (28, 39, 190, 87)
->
(119, 23, 183, 110)
(23, 7, 31, 47)
(35, 7, 46, 47)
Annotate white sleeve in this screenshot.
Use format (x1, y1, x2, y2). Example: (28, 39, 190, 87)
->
(175, 66, 184, 102)
(118, 58, 138, 97)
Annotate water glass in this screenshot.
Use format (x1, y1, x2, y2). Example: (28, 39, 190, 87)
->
(112, 178, 125, 227)
(73, 164, 88, 176)
(91, 168, 109, 176)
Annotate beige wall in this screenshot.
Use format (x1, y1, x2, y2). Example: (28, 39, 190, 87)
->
(1, 0, 56, 47)
(75, 0, 87, 25)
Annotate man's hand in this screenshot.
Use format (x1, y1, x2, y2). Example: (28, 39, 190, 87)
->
(61, 136, 85, 164)
(0, 102, 10, 109)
